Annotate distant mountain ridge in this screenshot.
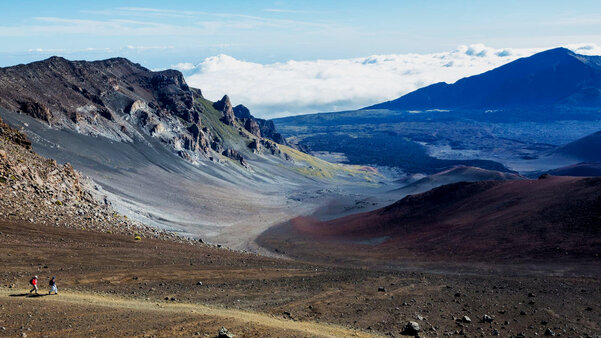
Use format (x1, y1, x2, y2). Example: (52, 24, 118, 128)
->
(366, 48, 601, 111)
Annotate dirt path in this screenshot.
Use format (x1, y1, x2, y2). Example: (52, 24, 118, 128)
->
(0, 289, 374, 337)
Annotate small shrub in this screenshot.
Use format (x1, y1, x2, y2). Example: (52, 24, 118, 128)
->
(55, 200, 63, 206)
(134, 235, 141, 241)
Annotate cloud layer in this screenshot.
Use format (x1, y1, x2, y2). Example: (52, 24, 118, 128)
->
(176, 43, 601, 118)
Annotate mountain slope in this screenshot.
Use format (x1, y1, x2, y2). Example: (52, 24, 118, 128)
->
(258, 176, 601, 264)
(0, 57, 380, 248)
(367, 48, 601, 111)
(552, 130, 601, 162)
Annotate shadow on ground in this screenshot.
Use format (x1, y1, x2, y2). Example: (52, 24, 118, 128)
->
(9, 293, 49, 298)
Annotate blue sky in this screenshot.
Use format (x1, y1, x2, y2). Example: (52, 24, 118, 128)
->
(1, 0, 600, 68)
(1, 1, 600, 117)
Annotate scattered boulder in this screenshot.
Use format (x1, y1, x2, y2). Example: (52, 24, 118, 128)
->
(218, 326, 234, 338)
(462, 315, 471, 323)
(248, 139, 260, 152)
(378, 286, 386, 292)
(544, 328, 555, 336)
(482, 314, 493, 323)
(402, 321, 420, 335)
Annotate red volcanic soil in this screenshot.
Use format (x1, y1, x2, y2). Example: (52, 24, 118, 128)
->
(258, 176, 601, 268)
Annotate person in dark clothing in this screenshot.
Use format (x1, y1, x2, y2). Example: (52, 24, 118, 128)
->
(48, 276, 58, 295)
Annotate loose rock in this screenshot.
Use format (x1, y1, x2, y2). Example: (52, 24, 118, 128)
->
(402, 321, 420, 335)
(218, 326, 234, 338)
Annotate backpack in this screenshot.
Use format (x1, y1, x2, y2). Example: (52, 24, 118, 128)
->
(30, 278, 35, 285)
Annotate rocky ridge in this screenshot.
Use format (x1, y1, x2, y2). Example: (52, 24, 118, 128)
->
(0, 56, 290, 168)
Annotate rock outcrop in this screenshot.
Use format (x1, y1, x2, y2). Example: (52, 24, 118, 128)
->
(222, 148, 248, 167)
(213, 95, 235, 125)
(256, 119, 288, 145)
(232, 104, 288, 145)
(244, 119, 261, 138)
(18, 101, 52, 122)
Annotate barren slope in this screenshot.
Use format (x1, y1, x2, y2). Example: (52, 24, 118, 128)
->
(259, 176, 601, 267)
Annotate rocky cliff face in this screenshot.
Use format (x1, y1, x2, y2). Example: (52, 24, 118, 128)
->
(0, 57, 292, 167)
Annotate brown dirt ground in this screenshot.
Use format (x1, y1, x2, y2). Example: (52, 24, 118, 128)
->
(1, 220, 601, 337)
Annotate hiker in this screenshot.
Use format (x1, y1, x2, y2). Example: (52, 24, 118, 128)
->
(48, 276, 58, 295)
(29, 275, 38, 294)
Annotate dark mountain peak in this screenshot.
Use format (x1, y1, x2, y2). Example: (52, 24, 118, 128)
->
(44, 55, 69, 63)
(366, 47, 601, 112)
(536, 47, 573, 57)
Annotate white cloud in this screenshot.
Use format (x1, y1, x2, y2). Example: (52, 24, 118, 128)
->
(171, 62, 196, 71)
(180, 43, 601, 119)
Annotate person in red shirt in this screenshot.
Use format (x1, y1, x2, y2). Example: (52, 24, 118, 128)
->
(29, 275, 38, 294)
